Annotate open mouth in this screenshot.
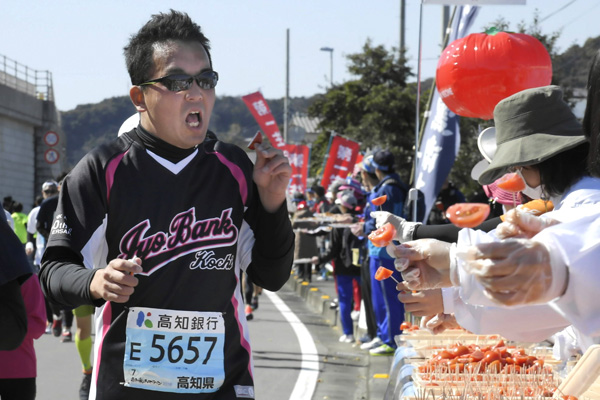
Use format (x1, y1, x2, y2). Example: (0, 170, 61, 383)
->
(186, 111, 201, 128)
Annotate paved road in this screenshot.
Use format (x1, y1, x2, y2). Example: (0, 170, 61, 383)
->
(34, 282, 380, 399)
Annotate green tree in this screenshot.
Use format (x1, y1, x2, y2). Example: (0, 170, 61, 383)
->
(308, 40, 427, 183)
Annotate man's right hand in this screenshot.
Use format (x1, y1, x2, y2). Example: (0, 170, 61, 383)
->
(90, 257, 142, 303)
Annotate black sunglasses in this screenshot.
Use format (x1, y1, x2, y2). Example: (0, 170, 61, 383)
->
(138, 70, 219, 92)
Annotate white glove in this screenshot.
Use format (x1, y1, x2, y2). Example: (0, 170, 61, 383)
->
(496, 208, 560, 239)
(462, 239, 563, 306)
(420, 313, 460, 335)
(370, 211, 421, 243)
(25, 241, 35, 255)
(388, 239, 453, 291)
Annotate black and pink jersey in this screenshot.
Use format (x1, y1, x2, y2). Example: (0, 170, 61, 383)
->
(41, 129, 294, 399)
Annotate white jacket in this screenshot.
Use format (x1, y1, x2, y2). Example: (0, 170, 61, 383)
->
(444, 176, 600, 349)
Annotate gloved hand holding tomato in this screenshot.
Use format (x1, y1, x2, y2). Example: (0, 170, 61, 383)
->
(367, 222, 397, 247)
(496, 207, 560, 239)
(387, 239, 453, 291)
(370, 211, 422, 243)
(463, 238, 561, 306)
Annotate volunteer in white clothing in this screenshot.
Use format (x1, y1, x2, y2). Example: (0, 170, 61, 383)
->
(385, 85, 600, 349)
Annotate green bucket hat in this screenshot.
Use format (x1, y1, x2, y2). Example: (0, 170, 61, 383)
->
(478, 85, 586, 185)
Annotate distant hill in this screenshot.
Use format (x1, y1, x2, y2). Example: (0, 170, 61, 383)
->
(554, 36, 600, 89)
(61, 94, 318, 167)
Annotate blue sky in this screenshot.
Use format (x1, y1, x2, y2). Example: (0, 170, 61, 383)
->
(1, 1, 598, 112)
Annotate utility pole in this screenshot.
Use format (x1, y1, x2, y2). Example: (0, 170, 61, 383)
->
(442, 6, 450, 47)
(400, 0, 406, 53)
(284, 28, 290, 143)
(320, 47, 334, 87)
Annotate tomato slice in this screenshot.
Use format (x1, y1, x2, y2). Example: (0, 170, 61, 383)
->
(247, 131, 263, 150)
(445, 203, 490, 228)
(371, 195, 387, 207)
(400, 321, 412, 330)
(496, 172, 526, 192)
(452, 345, 470, 358)
(368, 222, 396, 247)
(374, 266, 394, 281)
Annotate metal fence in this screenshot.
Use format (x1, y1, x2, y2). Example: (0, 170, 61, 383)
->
(0, 54, 54, 101)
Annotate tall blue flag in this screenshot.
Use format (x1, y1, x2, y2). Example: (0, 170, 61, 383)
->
(414, 5, 479, 223)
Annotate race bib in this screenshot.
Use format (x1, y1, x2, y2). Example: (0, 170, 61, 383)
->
(123, 307, 225, 393)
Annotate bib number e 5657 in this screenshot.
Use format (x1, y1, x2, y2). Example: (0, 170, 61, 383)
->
(123, 307, 225, 394)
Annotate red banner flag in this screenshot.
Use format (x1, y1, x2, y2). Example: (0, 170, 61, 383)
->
(282, 144, 310, 196)
(242, 91, 286, 148)
(320, 135, 360, 191)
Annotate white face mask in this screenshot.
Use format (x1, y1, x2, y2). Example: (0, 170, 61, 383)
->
(514, 168, 544, 200)
(521, 183, 544, 200)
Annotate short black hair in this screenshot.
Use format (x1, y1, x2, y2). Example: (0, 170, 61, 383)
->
(310, 184, 325, 198)
(538, 142, 590, 197)
(373, 150, 396, 173)
(124, 10, 212, 86)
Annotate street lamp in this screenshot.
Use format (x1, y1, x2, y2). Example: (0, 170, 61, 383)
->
(320, 47, 334, 87)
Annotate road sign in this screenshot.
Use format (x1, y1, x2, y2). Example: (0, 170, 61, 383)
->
(44, 131, 59, 147)
(44, 148, 60, 164)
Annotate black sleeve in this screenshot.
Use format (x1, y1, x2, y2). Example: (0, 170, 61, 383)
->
(36, 201, 52, 240)
(317, 228, 342, 265)
(245, 200, 295, 292)
(39, 247, 104, 309)
(413, 217, 502, 243)
(0, 279, 27, 351)
(27, 231, 36, 247)
(0, 216, 33, 286)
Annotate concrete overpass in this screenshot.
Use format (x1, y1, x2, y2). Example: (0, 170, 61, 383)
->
(0, 54, 68, 212)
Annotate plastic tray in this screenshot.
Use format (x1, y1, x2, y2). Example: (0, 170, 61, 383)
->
(555, 344, 600, 399)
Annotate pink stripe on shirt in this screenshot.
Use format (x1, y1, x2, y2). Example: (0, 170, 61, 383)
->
(105, 152, 127, 204)
(208, 151, 248, 205)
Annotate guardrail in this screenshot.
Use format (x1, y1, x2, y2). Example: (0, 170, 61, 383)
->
(0, 54, 54, 101)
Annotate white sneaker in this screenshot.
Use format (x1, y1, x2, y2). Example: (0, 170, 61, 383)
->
(350, 310, 360, 321)
(339, 334, 355, 343)
(360, 337, 383, 350)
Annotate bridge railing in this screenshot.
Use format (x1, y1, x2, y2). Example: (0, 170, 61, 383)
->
(0, 54, 54, 102)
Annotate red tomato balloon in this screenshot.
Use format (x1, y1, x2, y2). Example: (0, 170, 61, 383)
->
(496, 172, 526, 193)
(436, 28, 552, 120)
(371, 195, 387, 207)
(374, 266, 393, 281)
(247, 131, 263, 150)
(368, 223, 396, 247)
(445, 203, 491, 228)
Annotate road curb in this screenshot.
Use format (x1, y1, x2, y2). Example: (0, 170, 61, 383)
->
(285, 274, 339, 325)
(284, 273, 393, 399)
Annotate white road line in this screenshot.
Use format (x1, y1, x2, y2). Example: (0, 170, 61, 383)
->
(264, 290, 319, 400)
